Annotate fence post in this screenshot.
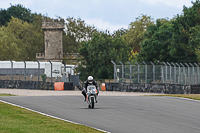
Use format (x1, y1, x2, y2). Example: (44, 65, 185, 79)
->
(171, 63, 176, 84)
(111, 61, 116, 83)
(135, 61, 140, 83)
(49, 60, 52, 86)
(162, 62, 167, 83)
(189, 63, 194, 85)
(9, 60, 13, 81)
(36, 60, 40, 83)
(185, 63, 190, 85)
(176, 63, 180, 84)
(180, 63, 185, 85)
(159, 62, 164, 83)
(127, 61, 132, 84)
(119, 61, 124, 82)
(143, 61, 147, 84)
(150, 61, 155, 82)
(167, 62, 171, 84)
(23, 60, 26, 82)
(194, 63, 199, 84)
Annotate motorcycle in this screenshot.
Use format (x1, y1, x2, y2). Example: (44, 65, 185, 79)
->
(86, 85, 98, 109)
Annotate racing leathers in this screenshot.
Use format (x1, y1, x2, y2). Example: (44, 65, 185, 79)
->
(82, 80, 99, 102)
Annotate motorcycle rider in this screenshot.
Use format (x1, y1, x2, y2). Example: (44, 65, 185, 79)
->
(82, 76, 99, 102)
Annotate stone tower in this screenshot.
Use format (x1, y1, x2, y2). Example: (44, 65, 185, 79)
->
(36, 19, 65, 61)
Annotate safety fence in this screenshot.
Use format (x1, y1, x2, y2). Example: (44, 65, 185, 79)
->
(0, 60, 78, 90)
(111, 61, 200, 85)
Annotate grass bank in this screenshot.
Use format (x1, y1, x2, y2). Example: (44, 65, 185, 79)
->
(0, 94, 16, 96)
(0, 101, 103, 133)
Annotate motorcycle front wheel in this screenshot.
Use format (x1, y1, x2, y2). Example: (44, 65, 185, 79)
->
(91, 97, 94, 108)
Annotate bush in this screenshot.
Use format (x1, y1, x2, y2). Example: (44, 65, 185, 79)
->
(41, 74, 47, 82)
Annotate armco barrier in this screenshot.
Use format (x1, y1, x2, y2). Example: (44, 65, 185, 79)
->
(191, 85, 200, 94)
(105, 83, 199, 94)
(0, 80, 54, 90)
(64, 82, 74, 90)
(0, 80, 75, 90)
(1, 79, 199, 93)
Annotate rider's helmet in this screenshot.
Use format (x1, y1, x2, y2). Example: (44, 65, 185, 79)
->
(88, 76, 93, 84)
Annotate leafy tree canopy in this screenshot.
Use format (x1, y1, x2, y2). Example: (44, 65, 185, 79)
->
(123, 15, 154, 52)
(63, 17, 97, 53)
(0, 16, 44, 60)
(78, 31, 129, 80)
(0, 4, 33, 26)
(136, 0, 200, 63)
(169, 0, 200, 62)
(137, 19, 174, 63)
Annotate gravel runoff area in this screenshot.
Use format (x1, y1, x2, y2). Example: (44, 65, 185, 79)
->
(0, 89, 164, 96)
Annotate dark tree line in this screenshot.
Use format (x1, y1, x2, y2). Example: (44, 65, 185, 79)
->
(138, 0, 200, 63)
(1, 1, 200, 80)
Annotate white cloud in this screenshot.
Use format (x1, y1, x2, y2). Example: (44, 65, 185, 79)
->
(141, 0, 193, 8)
(84, 18, 128, 33)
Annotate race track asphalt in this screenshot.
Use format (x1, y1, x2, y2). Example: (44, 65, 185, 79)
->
(0, 95, 200, 133)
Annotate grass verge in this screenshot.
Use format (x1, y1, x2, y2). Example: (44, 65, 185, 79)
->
(154, 94, 200, 101)
(0, 94, 16, 96)
(0, 102, 103, 133)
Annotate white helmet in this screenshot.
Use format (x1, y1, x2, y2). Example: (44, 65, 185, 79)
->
(88, 76, 93, 84)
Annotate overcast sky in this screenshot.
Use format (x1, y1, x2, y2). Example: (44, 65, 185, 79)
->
(0, 0, 193, 33)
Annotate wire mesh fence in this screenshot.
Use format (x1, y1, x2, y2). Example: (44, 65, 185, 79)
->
(0, 60, 77, 90)
(112, 61, 200, 85)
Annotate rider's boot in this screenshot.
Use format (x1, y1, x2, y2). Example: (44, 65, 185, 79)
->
(96, 92, 99, 103)
(82, 90, 87, 102)
(96, 95, 98, 103)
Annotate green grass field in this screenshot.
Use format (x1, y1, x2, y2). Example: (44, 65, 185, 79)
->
(0, 94, 103, 133)
(1, 93, 199, 133)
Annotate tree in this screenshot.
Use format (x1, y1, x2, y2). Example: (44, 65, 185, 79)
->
(0, 9, 10, 26)
(63, 17, 97, 53)
(169, 0, 200, 62)
(0, 26, 20, 60)
(137, 1, 200, 63)
(192, 25, 200, 62)
(112, 28, 127, 38)
(0, 17, 44, 60)
(78, 32, 129, 80)
(0, 4, 33, 26)
(123, 15, 154, 52)
(137, 19, 174, 62)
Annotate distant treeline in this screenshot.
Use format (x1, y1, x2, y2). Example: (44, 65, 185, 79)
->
(1, 1, 200, 80)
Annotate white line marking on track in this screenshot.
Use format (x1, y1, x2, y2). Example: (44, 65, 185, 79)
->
(0, 99, 111, 133)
